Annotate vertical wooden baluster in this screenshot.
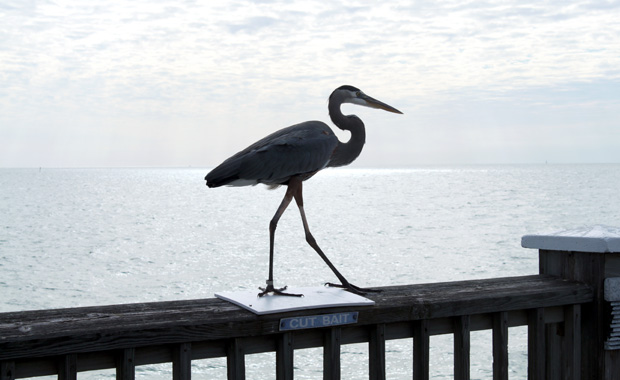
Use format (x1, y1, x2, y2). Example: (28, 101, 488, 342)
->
(528, 308, 545, 380)
(276, 333, 294, 380)
(173, 343, 192, 380)
(454, 315, 470, 380)
(369, 324, 386, 380)
(58, 354, 77, 380)
(413, 320, 429, 380)
(323, 327, 341, 380)
(227, 338, 245, 380)
(563, 304, 581, 380)
(492, 312, 508, 380)
(116, 348, 135, 380)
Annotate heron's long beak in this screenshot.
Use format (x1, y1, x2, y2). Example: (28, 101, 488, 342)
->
(361, 93, 403, 114)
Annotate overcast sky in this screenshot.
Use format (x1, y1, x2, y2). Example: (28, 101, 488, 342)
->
(1, 0, 619, 168)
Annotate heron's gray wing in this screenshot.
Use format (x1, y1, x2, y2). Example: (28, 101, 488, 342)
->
(206, 121, 338, 187)
(240, 123, 337, 183)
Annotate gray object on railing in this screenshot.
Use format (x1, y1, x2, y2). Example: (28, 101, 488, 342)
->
(604, 277, 620, 350)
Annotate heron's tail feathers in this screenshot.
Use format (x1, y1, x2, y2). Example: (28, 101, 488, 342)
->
(205, 159, 241, 188)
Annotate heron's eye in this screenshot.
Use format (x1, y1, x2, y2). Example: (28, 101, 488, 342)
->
(356, 91, 361, 97)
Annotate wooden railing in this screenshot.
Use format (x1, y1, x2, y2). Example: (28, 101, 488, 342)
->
(2, 226, 619, 380)
(0, 275, 593, 380)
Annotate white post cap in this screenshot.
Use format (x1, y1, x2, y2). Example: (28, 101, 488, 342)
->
(522, 225, 620, 253)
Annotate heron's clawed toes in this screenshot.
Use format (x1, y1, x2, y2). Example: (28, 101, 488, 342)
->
(258, 283, 303, 297)
(325, 282, 381, 295)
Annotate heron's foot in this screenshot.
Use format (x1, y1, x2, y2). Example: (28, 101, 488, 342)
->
(258, 282, 303, 297)
(326, 282, 381, 295)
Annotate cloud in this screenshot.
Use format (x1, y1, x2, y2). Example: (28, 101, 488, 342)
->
(225, 16, 281, 34)
(0, 0, 619, 167)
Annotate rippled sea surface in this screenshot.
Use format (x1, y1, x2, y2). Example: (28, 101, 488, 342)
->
(2, 165, 619, 379)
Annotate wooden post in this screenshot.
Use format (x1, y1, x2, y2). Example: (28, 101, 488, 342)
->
(369, 324, 386, 380)
(116, 348, 135, 380)
(173, 343, 192, 380)
(564, 304, 581, 379)
(58, 354, 77, 380)
(492, 311, 508, 380)
(276, 333, 294, 380)
(453, 315, 470, 380)
(227, 338, 245, 380)
(323, 328, 341, 380)
(413, 319, 429, 380)
(527, 308, 545, 380)
(523, 225, 620, 380)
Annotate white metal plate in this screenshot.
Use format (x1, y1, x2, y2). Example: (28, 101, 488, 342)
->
(215, 286, 375, 315)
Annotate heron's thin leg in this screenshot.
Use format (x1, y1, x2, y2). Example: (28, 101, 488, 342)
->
(292, 181, 378, 295)
(258, 183, 302, 297)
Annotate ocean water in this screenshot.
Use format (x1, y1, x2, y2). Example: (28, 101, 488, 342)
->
(1, 164, 619, 379)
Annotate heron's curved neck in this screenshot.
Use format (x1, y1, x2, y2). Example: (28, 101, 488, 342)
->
(328, 100, 366, 168)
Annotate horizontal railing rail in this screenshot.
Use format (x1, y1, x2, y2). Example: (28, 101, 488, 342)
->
(0, 274, 593, 380)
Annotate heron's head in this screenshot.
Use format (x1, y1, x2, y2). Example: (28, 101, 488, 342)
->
(331, 85, 403, 114)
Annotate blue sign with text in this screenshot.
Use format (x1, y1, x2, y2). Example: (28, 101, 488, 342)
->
(279, 312, 359, 331)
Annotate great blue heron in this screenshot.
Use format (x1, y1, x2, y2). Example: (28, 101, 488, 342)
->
(205, 85, 402, 297)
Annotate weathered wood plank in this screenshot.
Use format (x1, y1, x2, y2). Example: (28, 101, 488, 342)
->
(413, 320, 429, 380)
(453, 315, 470, 380)
(528, 308, 545, 380)
(116, 348, 135, 380)
(172, 343, 191, 380)
(226, 338, 245, 380)
(57, 354, 77, 380)
(276, 333, 293, 380)
(492, 312, 508, 380)
(369, 324, 386, 380)
(323, 328, 341, 380)
(0, 276, 583, 332)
